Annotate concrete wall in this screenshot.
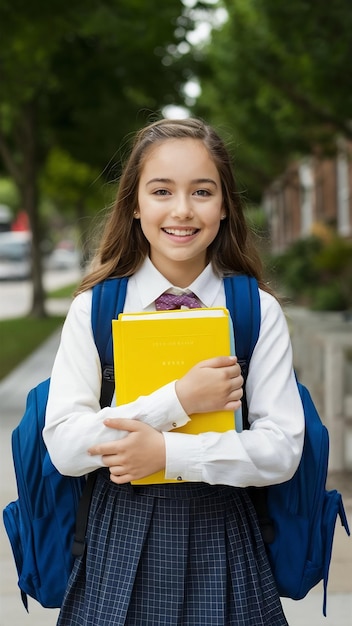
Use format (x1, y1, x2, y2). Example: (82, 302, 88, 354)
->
(285, 306, 352, 472)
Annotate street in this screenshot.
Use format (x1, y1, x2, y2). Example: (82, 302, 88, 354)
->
(0, 269, 82, 319)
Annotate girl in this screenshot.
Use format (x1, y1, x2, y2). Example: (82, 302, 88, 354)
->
(44, 118, 304, 625)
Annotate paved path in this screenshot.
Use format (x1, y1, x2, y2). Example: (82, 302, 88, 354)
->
(0, 308, 351, 625)
(0, 268, 81, 319)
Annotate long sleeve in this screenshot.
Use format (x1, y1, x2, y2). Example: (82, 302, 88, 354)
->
(43, 290, 189, 477)
(163, 291, 305, 487)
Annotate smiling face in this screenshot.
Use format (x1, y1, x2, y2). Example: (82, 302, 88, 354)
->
(136, 138, 225, 286)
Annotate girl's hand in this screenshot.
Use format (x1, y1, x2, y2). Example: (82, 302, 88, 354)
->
(88, 419, 165, 484)
(175, 356, 243, 415)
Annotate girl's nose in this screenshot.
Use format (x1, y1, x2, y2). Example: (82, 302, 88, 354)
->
(171, 194, 193, 219)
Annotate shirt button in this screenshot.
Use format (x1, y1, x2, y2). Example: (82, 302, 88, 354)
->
(172, 422, 177, 428)
(177, 476, 183, 481)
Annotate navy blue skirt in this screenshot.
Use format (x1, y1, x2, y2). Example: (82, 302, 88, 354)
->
(57, 471, 288, 625)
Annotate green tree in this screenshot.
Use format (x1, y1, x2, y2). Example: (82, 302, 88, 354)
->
(194, 0, 352, 200)
(0, 0, 199, 315)
(271, 234, 352, 311)
(40, 147, 106, 261)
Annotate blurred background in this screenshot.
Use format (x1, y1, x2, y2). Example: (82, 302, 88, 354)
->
(1, 0, 352, 317)
(0, 1, 351, 624)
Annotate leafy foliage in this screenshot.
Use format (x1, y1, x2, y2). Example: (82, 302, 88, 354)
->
(0, 0, 198, 174)
(193, 0, 352, 200)
(0, 0, 202, 314)
(271, 233, 352, 311)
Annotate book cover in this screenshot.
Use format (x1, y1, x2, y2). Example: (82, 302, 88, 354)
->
(112, 307, 236, 484)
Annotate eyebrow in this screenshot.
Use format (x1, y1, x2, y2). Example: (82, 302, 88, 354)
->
(146, 177, 218, 187)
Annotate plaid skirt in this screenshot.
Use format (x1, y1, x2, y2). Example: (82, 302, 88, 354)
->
(57, 470, 288, 626)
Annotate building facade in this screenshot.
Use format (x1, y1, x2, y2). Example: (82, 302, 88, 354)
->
(263, 139, 352, 253)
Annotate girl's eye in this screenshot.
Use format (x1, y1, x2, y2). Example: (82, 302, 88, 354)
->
(194, 189, 211, 197)
(153, 189, 170, 196)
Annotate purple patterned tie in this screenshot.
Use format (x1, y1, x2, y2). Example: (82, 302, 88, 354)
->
(155, 292, 202, 310)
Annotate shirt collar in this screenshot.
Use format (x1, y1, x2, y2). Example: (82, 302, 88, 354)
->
(134, 257, 222, 309)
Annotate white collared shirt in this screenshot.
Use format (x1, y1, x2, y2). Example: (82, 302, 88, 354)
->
(44, 257, 304, 487)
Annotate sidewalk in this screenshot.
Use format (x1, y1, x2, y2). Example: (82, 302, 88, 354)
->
(1, 327, 352, 625)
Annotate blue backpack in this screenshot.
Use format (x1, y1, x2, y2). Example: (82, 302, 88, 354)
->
(3, 275, 350, 615)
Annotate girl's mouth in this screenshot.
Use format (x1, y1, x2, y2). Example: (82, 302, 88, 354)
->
(162, 228, 199, 237)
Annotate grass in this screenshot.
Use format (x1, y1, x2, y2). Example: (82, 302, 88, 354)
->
(0, 279, 79, 382)
(0, 315, 65, 381)
(48, 282, 78, 299)
(0, 281, 79, 382)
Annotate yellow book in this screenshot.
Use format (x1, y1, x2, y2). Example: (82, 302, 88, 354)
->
(112, 307, 236, 485)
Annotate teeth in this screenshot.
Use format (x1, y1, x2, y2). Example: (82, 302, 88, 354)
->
(164, 228, 197, 236)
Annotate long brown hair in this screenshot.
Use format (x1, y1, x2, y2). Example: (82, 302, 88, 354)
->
(77, 117, 267, 293)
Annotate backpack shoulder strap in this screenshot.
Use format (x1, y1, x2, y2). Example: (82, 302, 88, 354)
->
(91, 277, 129, 367)
(91, 276, 128, 407)
(224, 274, 261, 363)
(224, 275, 261, 431)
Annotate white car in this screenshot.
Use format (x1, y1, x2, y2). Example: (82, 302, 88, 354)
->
(47, 247, 81, 270)
(0, 231, 32, 280)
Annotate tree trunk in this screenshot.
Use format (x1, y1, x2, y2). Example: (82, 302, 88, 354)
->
(22, 182, 47, 318)
(0, 102, 47, 317)
(19, 103, 47, 317)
